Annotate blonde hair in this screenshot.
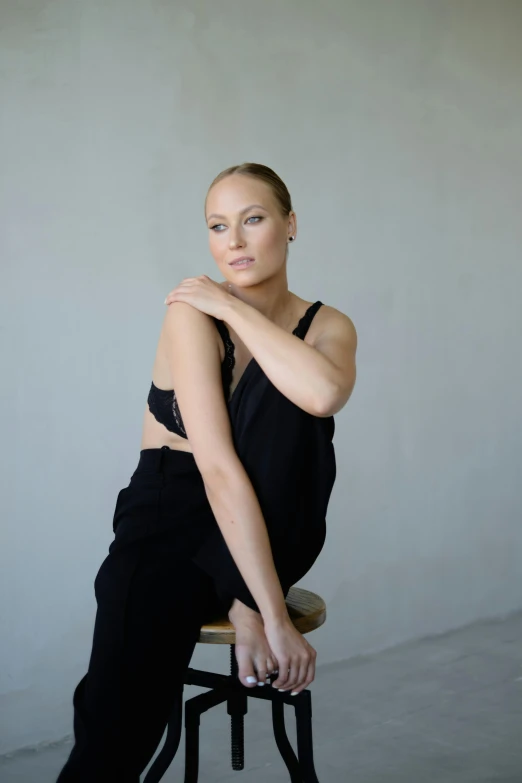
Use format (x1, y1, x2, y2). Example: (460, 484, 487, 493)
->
(206, 162, 293, 216)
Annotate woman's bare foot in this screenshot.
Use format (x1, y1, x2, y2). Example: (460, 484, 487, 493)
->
(228, 599, 278, 689)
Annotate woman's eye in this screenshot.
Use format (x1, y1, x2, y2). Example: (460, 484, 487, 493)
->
(210, 216, 261, 231)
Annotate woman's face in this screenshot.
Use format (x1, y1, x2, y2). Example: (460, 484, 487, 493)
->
(205, 174, 296, 287)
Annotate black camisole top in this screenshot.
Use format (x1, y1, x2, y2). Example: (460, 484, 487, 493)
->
(147, 301, 323, 439)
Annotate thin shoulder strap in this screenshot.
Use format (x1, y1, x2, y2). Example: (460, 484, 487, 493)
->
(293, 301, 323, 340)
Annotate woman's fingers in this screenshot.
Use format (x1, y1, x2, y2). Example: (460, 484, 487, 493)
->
(164, 282, 189, 305)
(280, 659, 300, 693)
(165, 276, 212, 304)
(288, 658, 315, 695)
(303, 655, 317, 690)
(271, 646, 316, 694)
(272, 661, 301, 691)
(270, 657, 290, 690)
(282, 661, 308, 693)
(282, 661, 300, 693)
(293, 647, 317, 695)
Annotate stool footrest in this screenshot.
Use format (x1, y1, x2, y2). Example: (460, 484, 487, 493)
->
(147, 658, 321, 781)
(185, 667, 229, 689)
(186, 666, 313, 705)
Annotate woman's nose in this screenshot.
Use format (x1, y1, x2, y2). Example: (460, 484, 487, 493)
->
(229, 227, 245, 249)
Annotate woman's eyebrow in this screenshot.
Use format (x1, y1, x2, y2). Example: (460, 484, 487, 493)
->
(207, 204, 268, 221)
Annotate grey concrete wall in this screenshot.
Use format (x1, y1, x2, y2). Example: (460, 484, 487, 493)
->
(1, 0, 521, 755)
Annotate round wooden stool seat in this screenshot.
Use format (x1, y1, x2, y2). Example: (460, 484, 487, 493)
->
(198, 586, 326, 644)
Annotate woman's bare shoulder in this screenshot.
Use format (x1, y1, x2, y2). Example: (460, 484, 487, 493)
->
(162, 302, 222, 341)
(308, 301, 357, 349)
(318, 302, 356, 329)
(158, 302, 224, 362)
(163, 301, 213, 329)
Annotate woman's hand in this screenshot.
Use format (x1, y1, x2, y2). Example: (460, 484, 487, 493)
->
(164, 275, 232, 320)
(263, 615, 317, 695)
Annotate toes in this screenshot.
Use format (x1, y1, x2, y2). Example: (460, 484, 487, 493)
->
(267, 659, 277, 675)
(235, 645, 258, 688)
(256, 666, 267, 686)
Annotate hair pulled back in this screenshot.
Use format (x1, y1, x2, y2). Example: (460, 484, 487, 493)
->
(206, 162, 293, 216)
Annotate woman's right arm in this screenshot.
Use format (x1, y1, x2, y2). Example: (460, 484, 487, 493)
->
(163, 301, 288, 624)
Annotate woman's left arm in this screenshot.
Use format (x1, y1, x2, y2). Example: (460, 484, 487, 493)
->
(224, 297, 357, 417)
(164, 275, 357, 417)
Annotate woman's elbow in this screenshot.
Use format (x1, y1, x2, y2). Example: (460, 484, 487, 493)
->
(197, 454, 244, 496)
(314, 376, 355, 417)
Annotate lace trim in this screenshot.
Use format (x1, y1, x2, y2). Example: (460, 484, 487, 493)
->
(213, 317, 235, 395)
(148, 382, 187, 437)
(171, 388, 186, 437)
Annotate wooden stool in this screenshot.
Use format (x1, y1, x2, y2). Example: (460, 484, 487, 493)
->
(144, 586, 326, 782)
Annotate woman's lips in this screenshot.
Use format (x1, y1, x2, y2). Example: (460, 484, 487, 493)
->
(229, 257, 255, 269)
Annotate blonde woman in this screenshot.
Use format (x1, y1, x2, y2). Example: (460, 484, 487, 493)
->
(57, 163, 357, 781)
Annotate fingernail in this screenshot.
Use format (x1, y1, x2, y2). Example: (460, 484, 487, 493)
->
(290, 691, 299, 696)
(278, 688, 287, 692)
(257, 682, 265, 686)
(246, 676, 257, 683)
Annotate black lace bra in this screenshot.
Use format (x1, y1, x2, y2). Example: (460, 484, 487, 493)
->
(147, 300, 323, 439)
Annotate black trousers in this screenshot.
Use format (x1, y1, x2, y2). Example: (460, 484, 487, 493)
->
(57, 448, 225, 782)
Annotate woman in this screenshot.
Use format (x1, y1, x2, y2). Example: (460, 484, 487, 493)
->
(57, 162, 357, 781)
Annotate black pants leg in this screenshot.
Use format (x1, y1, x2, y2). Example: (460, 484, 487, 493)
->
(57, 452, 222, 782)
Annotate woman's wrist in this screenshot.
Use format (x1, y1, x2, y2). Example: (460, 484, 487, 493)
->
(261, 604, 291, 628)
(221, 292, 247, 324)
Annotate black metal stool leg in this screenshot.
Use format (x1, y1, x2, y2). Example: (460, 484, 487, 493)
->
(271, 698, 302, 782)
(294, 690, 320, 783)
(184, 699, 201, 783)
(144, 691, 183, 783)
(183, 686, 229, 782)
(228, 644, 247, 770)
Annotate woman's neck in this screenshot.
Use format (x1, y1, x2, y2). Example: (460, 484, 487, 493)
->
(222, 271, 296, 328)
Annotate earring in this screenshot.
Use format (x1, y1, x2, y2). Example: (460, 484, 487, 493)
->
(288, 236, 295, 242)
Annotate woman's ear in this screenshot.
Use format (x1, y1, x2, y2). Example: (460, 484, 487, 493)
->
(287, 211, 297, 242)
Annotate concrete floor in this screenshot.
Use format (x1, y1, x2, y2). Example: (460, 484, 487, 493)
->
(1, 612, 521, 782)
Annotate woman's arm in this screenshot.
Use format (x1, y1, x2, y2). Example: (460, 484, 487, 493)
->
(222, 298, 357, 417)
(163, 301, 287, 623)
(163, 276, 357, 417)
